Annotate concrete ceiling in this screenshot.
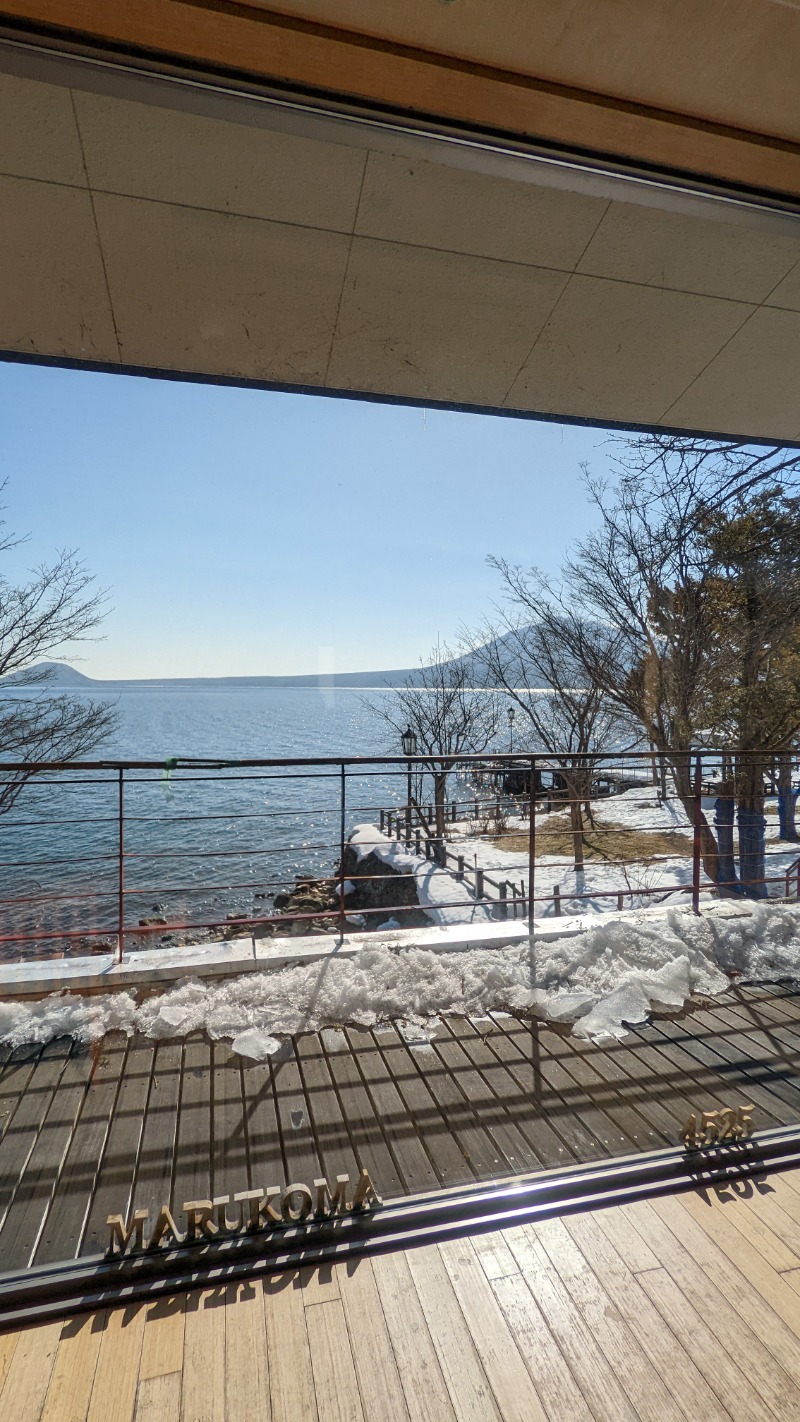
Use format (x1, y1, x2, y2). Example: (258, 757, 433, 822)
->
(2, 64, 800, 439)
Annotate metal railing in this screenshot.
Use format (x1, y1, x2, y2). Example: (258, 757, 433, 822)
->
(1, 748, 799, 963)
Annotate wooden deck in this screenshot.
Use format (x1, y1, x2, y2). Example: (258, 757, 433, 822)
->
(4, 1169, 800, 1419)
(1, 983, 800, 1272)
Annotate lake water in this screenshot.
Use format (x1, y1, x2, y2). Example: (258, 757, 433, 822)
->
(2, 687, 476, 952)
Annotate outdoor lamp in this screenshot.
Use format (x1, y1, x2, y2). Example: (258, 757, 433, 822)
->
(402, 727, 418, 757)
(507, 706, 516, 753)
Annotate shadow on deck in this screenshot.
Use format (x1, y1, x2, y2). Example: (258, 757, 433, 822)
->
(0, 982, 799, 1271)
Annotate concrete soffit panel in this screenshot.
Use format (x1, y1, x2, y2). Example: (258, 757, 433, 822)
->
(0, 36, 799, 443)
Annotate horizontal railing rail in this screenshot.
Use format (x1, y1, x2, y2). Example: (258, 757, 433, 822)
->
(1, 747, 799, 964)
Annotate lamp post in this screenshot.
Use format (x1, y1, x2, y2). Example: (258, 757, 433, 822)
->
(508, 706, 516, 755)
(401, 726, 417, 846)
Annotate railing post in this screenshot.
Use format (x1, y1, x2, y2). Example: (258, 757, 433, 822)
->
(476, 867, 484, 901)
(117, 767, 124, 963)
(339, 763, 346, 942)
(528, 758, 536, 934)
(553, 884, 561, 916)
(498, 881, 508, 920)
(456, 854, 464, 882)
(692, 752, 702, 915)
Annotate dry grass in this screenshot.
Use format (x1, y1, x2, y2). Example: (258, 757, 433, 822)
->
(496, 822, 695, 862)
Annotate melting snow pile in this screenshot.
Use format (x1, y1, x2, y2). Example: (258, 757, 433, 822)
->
(2, 902, 800, 1053)
(347, 823, 494, 924)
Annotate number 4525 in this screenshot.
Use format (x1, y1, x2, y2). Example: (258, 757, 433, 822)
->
(681, 1106, 755, 1149)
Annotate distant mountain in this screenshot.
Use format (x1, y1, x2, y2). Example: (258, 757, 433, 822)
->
(3, 660, 95, 687)
(3, 643, 548, 691)
(2, 660, 422, 690)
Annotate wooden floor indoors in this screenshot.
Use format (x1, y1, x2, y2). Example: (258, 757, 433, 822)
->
(4, 1167, 800, 1420)
(2, 983, 800, 1271)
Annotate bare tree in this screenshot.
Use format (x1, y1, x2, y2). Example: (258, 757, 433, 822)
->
(550, 436, 800, 892)
(0, 503, 117, 806)
(371, 640, 498, 861)
(466, 568, 639, 872)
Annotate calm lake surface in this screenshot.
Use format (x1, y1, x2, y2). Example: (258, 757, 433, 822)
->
(2, 687, 475, 950)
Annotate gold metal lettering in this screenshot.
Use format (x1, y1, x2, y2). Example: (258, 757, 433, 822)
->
(352, 1169, 382, 1211)
(281, 1183, 314, 1222)
(107, 1167, 380, 1254)
(234, 1188, 264, 1230)
(183, 1200, 218, 1241)
(680, 1105, 756, 1149)
(149, 1206, 185, 1249)
(106, 1209, 148, 1255)
(314, 1175, 350, 1217)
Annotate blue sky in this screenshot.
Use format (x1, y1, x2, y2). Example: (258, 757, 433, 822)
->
(0, 361, 613, 678)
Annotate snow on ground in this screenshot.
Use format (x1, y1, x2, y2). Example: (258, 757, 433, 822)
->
(348, 823, 494, 925)
(2, 901, 800, 1052)
(448, 785, 800, 917)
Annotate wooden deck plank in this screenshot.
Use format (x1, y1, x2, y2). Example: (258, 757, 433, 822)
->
(638, 1266, 787, 1422)
(172, 1036, 213, 1210)
(0, 1040, 73, 1233)
(305, 1299, 365, 1422)
(633, 1194, 800, 1392)
(296, 1032, 361, 1188)
(81, 1040, 155, 1257)
(369, 1026, 470, 1189)
(436, 1237, 549, 1422)
(263, 1275, 318, 1422)
(138, 1295, 187, 1383)
(405, 1244, 503, 1422)
(34, 1035, 129, 1266)
(40, 1312, 105, 1422)
(0, 1318, 63, 1422)
(8, 1168, 800, 1421)
(131, 1041, 182, 1223)
(342, 1029, 439, 1194)
(224, 1282, 270, 1422)
(271, 1043, 323, 1188)
(0, 1048, 95, 1271)
(0, 1045, 43, 1150)
(532, 1217, 687, 1422)
(370, 1249, 457, 1422)
(180, 1290, 226, 1422)
(334, 1258, 411, 1422)
(489, 1270, 596, 1422)
(134, 1373, 182, 1422)
(485, 1015, 615, 1163)
(647, 1013, 800, 1125)
(431, 1024, 541, 1178)
(86, 1304, 146, 1422)
(560, 1211, 736, 1422)
(617, 1196, 800, 1410)
(502, 1225, 641, 1422)
(446, 1018, 569, 1170)
(211, 1041, 249, 1202)
(239, 1060, 285, 1190)
(320, 1030, 403, 1197)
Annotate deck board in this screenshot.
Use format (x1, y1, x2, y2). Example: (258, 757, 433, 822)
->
(0, 984, 798, 1270)
(5, 1170, 800, 1419)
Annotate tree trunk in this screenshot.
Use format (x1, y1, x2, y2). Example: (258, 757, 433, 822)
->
(736, 752, 767, 898)
(713, 779, 739, 889)
(564, 768, 585, 872)
(777, 753, 799, 841)
(669, 751, 726, 886)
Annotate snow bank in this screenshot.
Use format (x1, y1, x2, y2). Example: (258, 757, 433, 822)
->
(2, 903, 799, 1052)
(348, 823, 494, 925)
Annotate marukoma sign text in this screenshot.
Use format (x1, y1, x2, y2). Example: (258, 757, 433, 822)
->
(107, 1169, 381, 1255)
